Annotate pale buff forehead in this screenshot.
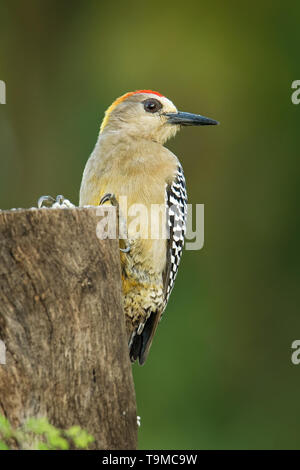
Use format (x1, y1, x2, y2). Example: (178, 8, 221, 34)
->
(127, 93, 178, 113)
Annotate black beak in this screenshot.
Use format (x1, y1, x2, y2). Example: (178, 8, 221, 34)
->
(165, 111, 219, 126)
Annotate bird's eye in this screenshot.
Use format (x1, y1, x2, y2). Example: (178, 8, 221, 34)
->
(143, 98, 162, 114)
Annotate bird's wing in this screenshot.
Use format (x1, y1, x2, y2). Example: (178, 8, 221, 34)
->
(163, 163, 187, 305)
(136, 164, 187, 364)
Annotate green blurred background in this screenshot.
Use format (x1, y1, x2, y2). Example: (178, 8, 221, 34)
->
(1, 0, 300, 449)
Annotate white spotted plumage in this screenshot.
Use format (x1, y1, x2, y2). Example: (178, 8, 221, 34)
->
(163, 163, 187, 306)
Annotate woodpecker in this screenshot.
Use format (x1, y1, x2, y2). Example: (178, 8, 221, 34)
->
(79, 90, 218, 364)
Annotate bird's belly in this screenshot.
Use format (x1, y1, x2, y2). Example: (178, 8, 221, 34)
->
(122, 273, 164, 335)
(121, 237, 166, 336)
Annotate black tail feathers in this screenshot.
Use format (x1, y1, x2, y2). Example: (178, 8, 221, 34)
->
(129, 311, 158, 365)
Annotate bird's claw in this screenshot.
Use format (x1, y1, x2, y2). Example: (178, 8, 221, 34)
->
(38, 195, 55, 208)
(120, 245, 131, 253)
(38, 194, 75, 209)
(100, 193, 131, 254)
(99, 193, 118, 207)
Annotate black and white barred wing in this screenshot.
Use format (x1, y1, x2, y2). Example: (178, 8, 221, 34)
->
(130, 164, 187, 365)
(163, 164, 187, 305)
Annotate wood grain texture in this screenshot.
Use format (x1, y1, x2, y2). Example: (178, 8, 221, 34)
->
(0, 207, 137, 449)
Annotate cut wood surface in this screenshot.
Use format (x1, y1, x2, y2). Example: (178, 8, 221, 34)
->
(0, 207, 137, 449)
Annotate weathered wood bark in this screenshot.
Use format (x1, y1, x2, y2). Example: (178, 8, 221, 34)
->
(0, 207, 137, 449)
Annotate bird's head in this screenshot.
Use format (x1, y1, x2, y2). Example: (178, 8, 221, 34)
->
(99, 90, 218, 144)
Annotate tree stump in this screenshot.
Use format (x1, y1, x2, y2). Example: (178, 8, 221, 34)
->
(0, 207, 137, 449)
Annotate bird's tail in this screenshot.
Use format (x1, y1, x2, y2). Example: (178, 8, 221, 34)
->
(129, 311, 160, 365)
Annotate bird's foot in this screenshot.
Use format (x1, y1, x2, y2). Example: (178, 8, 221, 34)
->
(120, 244, 131, 253)
(99, 193, 118, 207)
(99, 193, 130, 253)
(38, 194, 75, 209)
